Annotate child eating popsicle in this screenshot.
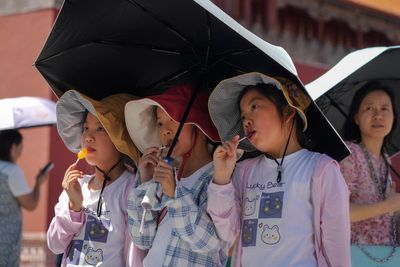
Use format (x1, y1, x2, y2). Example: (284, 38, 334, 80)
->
(47, 90, 141, 266)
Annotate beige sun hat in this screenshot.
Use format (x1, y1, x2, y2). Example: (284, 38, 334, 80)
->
(209, 72, 311, 152)
(56, 90, 141, 164)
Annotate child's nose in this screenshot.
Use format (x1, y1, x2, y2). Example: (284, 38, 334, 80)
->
(243, 118, 252, 128)
(83, 132, 94, 143)
(161, 127, 172, 136)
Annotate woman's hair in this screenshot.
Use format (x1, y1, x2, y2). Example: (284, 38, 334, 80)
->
(238, 83, 308, 148)
(343, 82, 398, 151)
(0, 129, 23, 162)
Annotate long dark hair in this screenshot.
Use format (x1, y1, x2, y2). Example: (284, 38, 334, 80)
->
(0, 129, 23, 162)
(238, 83, 308, 148)
(343, 82, 398, 152)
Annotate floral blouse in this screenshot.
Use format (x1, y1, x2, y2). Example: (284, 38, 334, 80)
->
(339, 141, 395, 245)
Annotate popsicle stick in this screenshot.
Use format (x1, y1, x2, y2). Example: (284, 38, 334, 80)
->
(238, 136, 247, 142)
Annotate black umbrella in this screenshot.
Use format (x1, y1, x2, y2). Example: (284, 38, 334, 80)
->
(34, 0, 349, 161)
(306, 46, 400, 181)
(306, 46, 400, 156)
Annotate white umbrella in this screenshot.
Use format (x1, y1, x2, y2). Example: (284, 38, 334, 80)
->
(0, 96, 56, 130)
(305, 45, 400, 155)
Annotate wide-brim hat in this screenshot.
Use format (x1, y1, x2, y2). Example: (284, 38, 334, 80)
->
(209, 72, 350, 162)
(57, 90, 141, 164)
(125, 84, 220, 153)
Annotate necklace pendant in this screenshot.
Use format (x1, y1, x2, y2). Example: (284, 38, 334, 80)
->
(277, 165, 283, 173)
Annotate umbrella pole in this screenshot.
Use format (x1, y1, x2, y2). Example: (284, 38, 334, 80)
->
(166, 86, 200, 158)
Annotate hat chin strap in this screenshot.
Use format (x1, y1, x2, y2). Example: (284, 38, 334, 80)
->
(95, 157, 123, 217)
(177, 127, 198, 180)
(270, 119, 295, 183)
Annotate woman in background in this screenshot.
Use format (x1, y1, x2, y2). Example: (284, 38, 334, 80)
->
(340, 82, 400, 247)
(0, 129, 49, 267)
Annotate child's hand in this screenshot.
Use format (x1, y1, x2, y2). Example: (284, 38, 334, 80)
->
(153, 160, 175, 198)
(62, 163, 83, 212)
(213, 135, 240, 185)
(138, 147, 161, 182)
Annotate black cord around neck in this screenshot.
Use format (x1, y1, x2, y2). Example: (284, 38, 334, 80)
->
(273, 119, 295, 183)
(95, 157, 122, 217)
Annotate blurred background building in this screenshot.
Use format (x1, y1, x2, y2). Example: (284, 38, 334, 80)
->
(1, 0, 399, 265)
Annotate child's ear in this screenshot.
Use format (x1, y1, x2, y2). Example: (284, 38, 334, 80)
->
(283, 106, 296, 123)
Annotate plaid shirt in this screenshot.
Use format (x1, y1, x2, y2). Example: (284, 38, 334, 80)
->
(127, 163, 227, 266)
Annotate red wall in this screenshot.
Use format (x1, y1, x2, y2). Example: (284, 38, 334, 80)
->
(391, 153, 400, 192)
(0, 9, 74, 233)
(295, 61, 328, 84)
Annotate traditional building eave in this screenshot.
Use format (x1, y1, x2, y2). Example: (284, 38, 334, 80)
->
(277, 0, 400, 43)
(0, 0, 63, 16)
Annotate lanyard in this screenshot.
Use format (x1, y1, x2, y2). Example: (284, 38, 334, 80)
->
(359, 143, 389, 199)
(95, 157, 122, 217)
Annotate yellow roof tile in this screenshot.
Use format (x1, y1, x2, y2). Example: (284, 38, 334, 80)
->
(345, 0, 400, 17)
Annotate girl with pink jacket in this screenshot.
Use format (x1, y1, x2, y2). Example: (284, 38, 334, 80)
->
(207, 73, 351, 267)
(47, 90, 141, 266)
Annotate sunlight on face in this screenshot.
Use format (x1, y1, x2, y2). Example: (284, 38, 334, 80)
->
(239, 89, 285, 155)
(354, 90, 394, 141)
(156, 107, 194, 158)
(80, 112, 120, 167)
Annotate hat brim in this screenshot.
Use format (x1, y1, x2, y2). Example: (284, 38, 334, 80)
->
(56, 90, 98, 153)
(209, 72, 350, 161)
(125, 98, 218, 153)
(57, 90, 141, 164)
(209, 72, 307, 151)
(125, 98, 163, 153)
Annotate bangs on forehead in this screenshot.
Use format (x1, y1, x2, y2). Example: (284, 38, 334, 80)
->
(239, 94, 268, 113)
(83, 112, 101, 124)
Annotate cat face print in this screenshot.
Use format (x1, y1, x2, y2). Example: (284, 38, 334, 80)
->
(85, 247, 103, 265)
(261, 224, 280, 245)
(244, 195, 259, 216)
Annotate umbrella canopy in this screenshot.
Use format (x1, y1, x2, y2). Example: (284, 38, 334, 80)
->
(306, 46, 400, 155)
(35, 0, 298, 99)
(0, 96, 56, 130)
(34, 0, 349, 161)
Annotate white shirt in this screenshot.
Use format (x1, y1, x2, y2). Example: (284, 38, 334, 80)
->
(64, 170, 134, 267)
(241, 149, 319, 267)
(0, 161, 31, 197)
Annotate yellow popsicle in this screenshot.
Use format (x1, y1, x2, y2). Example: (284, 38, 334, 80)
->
(77, 148, 88, 159)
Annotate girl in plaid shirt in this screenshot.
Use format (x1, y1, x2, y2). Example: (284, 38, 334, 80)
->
(125, 84, 227, 267)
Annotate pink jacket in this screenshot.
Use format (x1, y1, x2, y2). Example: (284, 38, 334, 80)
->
(207, 154, 351, 267)
(47, 172, 145, 267)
